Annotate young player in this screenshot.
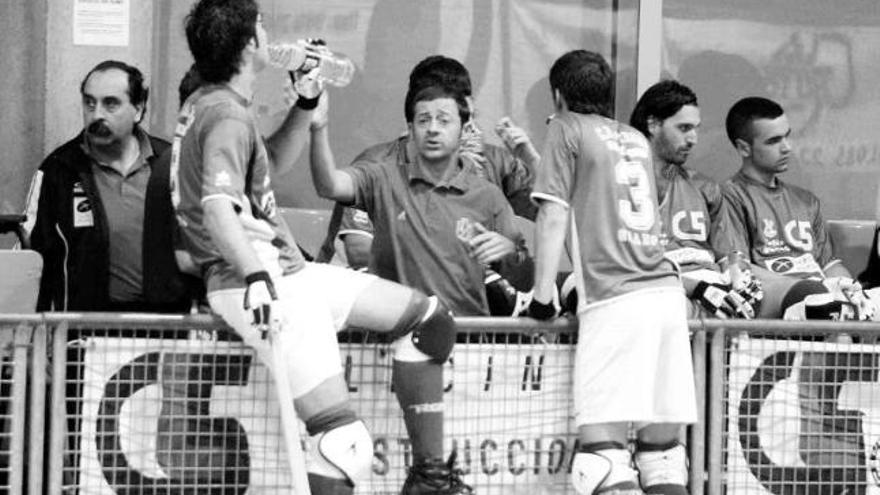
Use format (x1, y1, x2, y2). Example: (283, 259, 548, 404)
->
(721, 96, 874, 320)
(629, 80, 762, 319)
(173, 1, 464, 493)
(528, 51, 696, 495)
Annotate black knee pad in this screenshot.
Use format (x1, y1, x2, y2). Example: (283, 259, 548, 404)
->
(781, 279, 828, 311)
(390, 294, 456, 362)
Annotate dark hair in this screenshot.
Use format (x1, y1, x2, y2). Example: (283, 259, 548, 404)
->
(409, 55, 472, 96)
(725, 96, 784, 145)
(548, 50, 613, 118)
(178, 64, 203, 107)
(404, 84, 470, 124)
(80, 60, 149, 108)
(629, 79, 698, 137)
(185, 0, 259, 84)
(404, 55, 472, 121)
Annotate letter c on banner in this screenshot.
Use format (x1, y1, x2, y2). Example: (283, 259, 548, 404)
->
(738, 350, 868, 493)
(96, 352, 251, 493)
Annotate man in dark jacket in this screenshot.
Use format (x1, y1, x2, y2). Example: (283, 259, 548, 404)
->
(26, 60, 193, 312)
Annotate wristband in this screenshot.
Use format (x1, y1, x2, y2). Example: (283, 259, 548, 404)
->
(245, 270, 273, 285)
(295, 95, 320, 110)
(245, 270, 278, 299)
(528, 298, 557, 320)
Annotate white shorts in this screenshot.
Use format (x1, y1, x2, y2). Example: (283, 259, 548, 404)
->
(208, 262, 377, 398)
(574, 287, 697, 426)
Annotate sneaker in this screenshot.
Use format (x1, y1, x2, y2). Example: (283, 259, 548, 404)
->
(401, 452, 474, 495)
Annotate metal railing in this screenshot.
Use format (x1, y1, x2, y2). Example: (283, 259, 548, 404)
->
(3, 313, 880, 494)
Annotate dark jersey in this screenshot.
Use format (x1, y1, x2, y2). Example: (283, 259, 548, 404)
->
(345, 139, 522, 316)
(171, 85, 305, 291)
(335, 134, 534, 240)
(531, 113, 677, 305)
(658, 165, 730, 272)
(720, 170, 839, 277)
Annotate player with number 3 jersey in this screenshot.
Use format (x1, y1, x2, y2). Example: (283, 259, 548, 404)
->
(528, 51, 695, 495)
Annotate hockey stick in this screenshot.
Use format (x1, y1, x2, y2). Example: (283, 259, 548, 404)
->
(269, 331, 313, 495)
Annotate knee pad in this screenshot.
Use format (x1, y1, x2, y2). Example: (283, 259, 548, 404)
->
(571, 449, 638, 495)
(305, 407, 373, 484)
(390, 295, 456, 362)
(780, 279, 828, 312)
(634, 442, 689, 494)
(308, 420, 373, 484)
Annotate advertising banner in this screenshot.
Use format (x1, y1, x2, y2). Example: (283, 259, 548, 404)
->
(75, 338, 575, 494)
(726, 336, 880, 494)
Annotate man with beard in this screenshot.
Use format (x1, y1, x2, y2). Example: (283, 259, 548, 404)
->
(27, 60, 192, 312)
(629, 80, 762, 319)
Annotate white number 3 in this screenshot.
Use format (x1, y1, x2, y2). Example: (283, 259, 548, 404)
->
(615, 159, 654, 231)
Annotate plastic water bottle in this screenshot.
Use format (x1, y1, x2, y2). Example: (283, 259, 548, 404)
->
(267, 41, 356, 87)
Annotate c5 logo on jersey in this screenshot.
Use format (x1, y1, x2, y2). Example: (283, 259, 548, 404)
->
(783, 220, 813, 252)
(672, 210, 706, 241)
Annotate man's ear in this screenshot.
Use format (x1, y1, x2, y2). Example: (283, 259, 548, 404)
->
(134, 104, 145, 124)
(734, 137, 751, 158)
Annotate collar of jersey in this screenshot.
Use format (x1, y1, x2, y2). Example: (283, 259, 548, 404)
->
(736, 169, 781, 191)
(403, 139, 470, 192)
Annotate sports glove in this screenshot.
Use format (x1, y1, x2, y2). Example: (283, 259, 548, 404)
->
(731, 269, 763, 316)
(822, 277, 875, 321)
(692, 280, 756, 319)
(243, 271, 280, 339)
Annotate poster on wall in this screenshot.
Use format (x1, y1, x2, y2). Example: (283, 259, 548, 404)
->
(73, 0, 130, 46)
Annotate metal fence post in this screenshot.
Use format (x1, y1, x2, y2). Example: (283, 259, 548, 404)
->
(47, 321, 68, 494)
(689, 323, 707, 495)
(28, 322, 47, 495)
(706, 326, 726, 495)
(8, 323, 33, 495)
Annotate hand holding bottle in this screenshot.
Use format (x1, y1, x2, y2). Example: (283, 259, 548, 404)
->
(267, 39, 356, 87)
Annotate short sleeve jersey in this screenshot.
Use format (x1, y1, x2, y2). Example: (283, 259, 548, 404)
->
(335, 136, 535, 240)
(345, 140, 522, 316)
(171, 85, 305, 292)
(720, 170, 838, 277)
(658, 165, 731, 272)
(339, 206, 374, 238)
(531, 113, 677, 305)
(471, 143, 536, 220)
